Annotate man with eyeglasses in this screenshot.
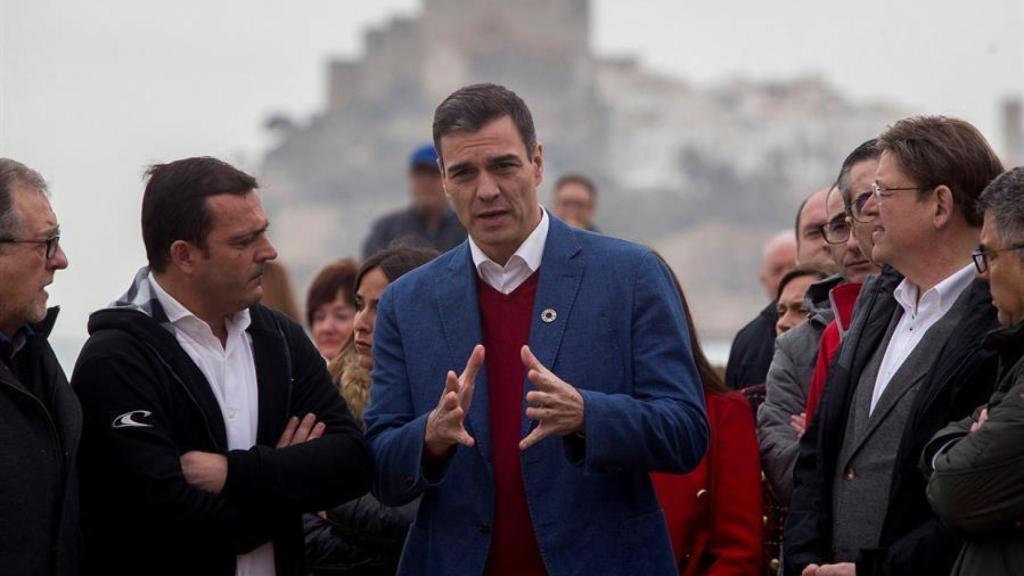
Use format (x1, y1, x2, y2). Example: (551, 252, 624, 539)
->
(759, 143, 884, 510)
(0, 158, 78, 576)
(803, 140, 884, 425)
(785, 117, 1004, 576)
(922, 166, 1024, 576)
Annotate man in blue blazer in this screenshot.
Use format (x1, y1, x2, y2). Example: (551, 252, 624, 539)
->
(363, 83, 709, 576)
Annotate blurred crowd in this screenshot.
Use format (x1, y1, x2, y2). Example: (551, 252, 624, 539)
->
(2, 81, 1023, 576)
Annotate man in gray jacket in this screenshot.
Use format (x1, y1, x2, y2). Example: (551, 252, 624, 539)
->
(759, 143, 882, 505)
(924, 167, 1024, 576)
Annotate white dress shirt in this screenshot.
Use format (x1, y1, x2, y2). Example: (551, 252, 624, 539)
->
(149, 273, 275, 576)
(869, 263, 975, 415)
(469, 207, 549, 294)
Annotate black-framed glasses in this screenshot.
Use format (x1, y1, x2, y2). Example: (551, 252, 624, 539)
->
(849, 189, 876, 223)
(0, 234, 61, 259)
(972, 243, 1024, 274)
(818, 215, 851, 245)
(871, 182, 930, 199)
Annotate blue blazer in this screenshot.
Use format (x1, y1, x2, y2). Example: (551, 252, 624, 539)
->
(363, 216, 709, 575)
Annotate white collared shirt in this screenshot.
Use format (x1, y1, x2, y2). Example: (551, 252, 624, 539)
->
(149, 273, 275, 576)
(869, 263, 975, 414)
(469, 207, 549, 294)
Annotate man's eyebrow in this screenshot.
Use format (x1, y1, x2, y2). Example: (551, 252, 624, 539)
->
(230, 223, 269, 241)
(488, 154, 521, 165)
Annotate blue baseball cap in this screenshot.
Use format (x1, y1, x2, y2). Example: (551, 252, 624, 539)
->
(409, 144, 439, 171)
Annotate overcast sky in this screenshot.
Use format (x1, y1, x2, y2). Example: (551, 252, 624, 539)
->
(2, 0, 1023, 355)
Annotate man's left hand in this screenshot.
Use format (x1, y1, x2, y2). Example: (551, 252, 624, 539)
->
(180, 451, 228, 494)
(519, 345, 585, 450)
(815, 563, 855, 576)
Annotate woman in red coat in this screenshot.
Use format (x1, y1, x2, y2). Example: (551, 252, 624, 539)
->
(651, 257, 763, 575)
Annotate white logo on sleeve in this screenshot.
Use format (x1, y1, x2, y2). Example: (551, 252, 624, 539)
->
(112, 410, 154, 429)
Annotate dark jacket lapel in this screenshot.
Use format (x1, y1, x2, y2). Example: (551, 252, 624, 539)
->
(247, 306, 292, 446)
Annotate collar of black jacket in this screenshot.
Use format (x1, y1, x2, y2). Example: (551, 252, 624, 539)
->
(983, 318, 1024, 360)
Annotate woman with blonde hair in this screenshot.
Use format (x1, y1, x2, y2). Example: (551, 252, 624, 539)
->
(306, 246, 438, 575)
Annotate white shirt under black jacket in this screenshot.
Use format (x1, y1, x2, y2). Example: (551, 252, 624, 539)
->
(869, 263, 975, 415)
(150, 273, 276, 576)
(469, 207, 549, 293)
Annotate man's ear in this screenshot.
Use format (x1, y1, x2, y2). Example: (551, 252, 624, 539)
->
(932, 185, 956, 229)
(437, 158, 452, 199)
(533, 142, 544, 187)
(168, 240, 197, 275)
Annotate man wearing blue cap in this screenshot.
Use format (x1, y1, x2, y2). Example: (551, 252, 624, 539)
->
(362, 144, 467, 258)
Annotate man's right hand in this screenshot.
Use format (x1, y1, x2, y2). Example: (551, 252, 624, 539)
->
(424, 344, 484, 461)
(277, 412, 326, 448)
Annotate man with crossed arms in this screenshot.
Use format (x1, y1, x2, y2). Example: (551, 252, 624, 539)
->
(363, 83, 708, 575)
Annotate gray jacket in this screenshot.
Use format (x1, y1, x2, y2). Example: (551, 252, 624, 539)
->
(758, 275, 841, 504)
(924, 320, 1024, 576)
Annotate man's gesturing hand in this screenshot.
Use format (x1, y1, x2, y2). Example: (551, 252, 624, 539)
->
(519, 345, 585, 451)
(424, 344, 484, 460)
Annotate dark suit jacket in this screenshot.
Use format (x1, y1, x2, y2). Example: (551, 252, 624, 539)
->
(726, 304, 778, 390)
(0, 307, 81, 576)
(785, 268, 1000, 576)
(363, 216, 709, 575)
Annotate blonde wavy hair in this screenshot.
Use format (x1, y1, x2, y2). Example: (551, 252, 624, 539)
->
(328, 338, 372, 428)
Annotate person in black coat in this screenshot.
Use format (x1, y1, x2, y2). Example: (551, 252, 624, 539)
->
(785, 116, 1004, 576)
(72, 157, 372, 576)
(0, 158, 79, 576)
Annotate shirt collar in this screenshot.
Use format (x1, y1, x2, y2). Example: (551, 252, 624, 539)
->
(148, 272, 251, 335)
(0, 325, 32, 361)
(468, 207, 549, 274)
(893, 262, 975, 316)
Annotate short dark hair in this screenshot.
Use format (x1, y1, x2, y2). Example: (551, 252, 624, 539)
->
(142, 157, 258, 273)
(978, 167, 1024, 249)
(836, 139, 881, 207)
(0, 158, 48, 239)
(355, 246, 439, 296)
(877, 116, 1004, 227)
(306, 258, 359, 328)
(432, 83, 537, 164)
(554, 174, 597, 199)
(776, 264, 830, 302)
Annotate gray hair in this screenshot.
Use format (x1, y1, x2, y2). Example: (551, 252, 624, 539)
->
(0, 158, 48, 238)
(978, 166, 1024, 251)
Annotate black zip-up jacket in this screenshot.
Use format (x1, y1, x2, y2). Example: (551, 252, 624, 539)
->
(0, 307, 81, 576)
(784, 267, 1000, 576)
(72, 296, 372, 576)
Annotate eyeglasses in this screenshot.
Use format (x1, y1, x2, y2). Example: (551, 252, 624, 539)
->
(0, 234, 61, 259)
(818, 215, 851, 245)
(871, 182, 930, 199)
(972, 243, 1024, 274)
(849, 190, 875, 223)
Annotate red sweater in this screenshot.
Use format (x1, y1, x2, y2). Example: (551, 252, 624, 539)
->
(478, 272, 547, 576)
(804, 282, 863, 423)
(651, 391, 762, 576)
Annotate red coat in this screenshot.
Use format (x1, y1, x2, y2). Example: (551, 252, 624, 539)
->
(804, 282, 863, 423)
(652, 391, 762, 575)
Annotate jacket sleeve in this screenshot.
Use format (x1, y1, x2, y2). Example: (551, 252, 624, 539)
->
(805, 322, 839, 423)
(72, 342, 277, 555)
(706, 395, 763, 576)
(224, 318, 372, 513)
(926, 367, 1024, 534)
(326, 493, 418, 546)
(363, 286, 443, 505)
(854, 518, 961, 576)
(757, 334, 806, 504)
(783, 368, 836, 574)
(573, 251, 709, 474)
